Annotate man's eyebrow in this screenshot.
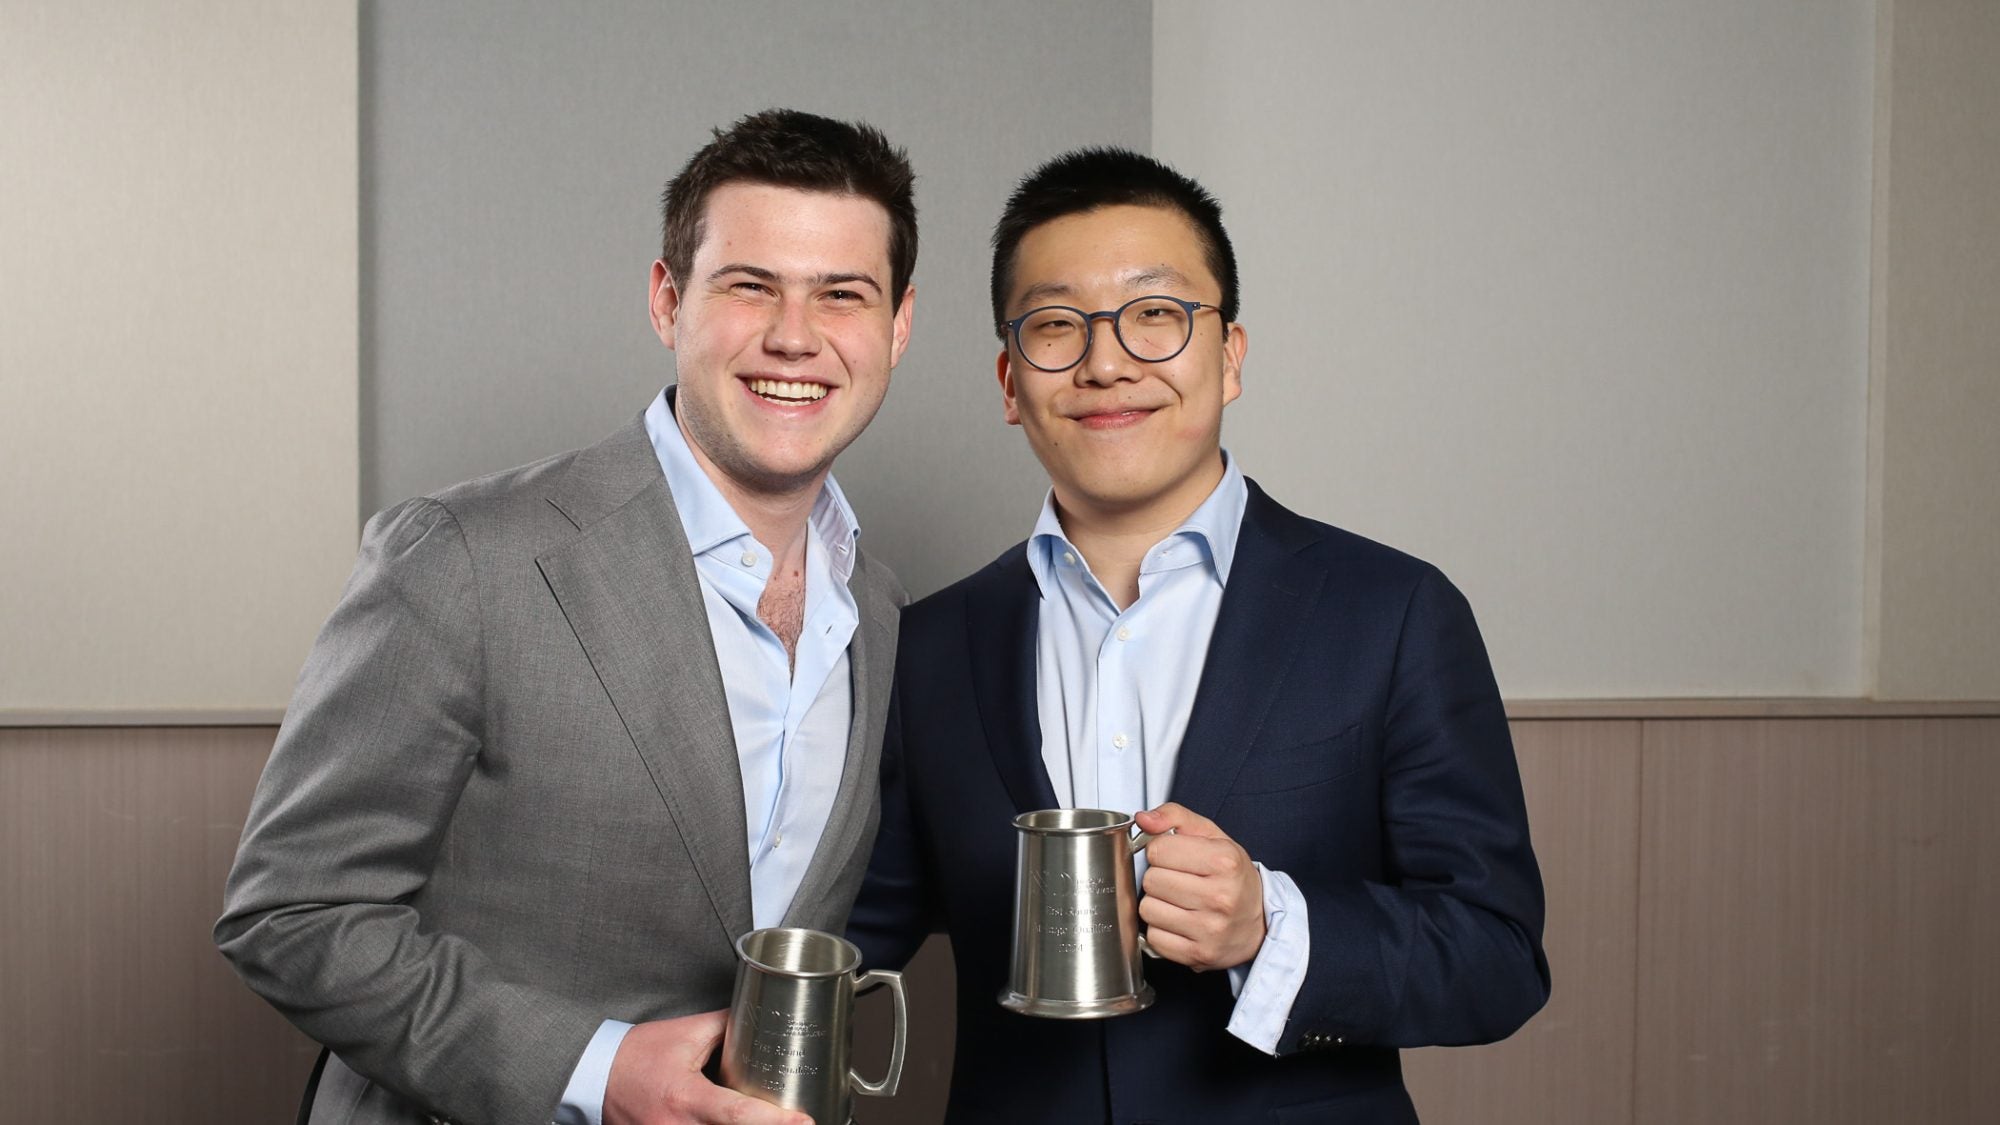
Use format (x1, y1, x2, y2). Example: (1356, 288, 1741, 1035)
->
(1016, 280, 1077, 308)
(1014, 265, 1198, 311)
(1124, 264, 1194, 290)
(706, 264, 883, 294)
(708, 263, 779, 284)
(813, 271, 883, 294)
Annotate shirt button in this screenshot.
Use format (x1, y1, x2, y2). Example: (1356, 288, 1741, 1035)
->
(1062, 551, 1077, 565)
(773, 833, 783, 848)
(740, 551, 758, 567)
(1112, 733, 1128, 750)
(1116, 626, 1131, 642)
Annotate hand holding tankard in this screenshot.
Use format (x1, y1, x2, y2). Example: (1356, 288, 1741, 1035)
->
(1134, 802, 1268, 973)
(603, 1010, 809, 1125)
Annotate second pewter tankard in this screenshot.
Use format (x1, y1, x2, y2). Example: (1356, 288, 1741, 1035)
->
(721, 927, 908, 1124)
(1000, 808, 1157, 1018)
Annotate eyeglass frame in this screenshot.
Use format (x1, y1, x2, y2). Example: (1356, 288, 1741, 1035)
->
(1003, 294, 1225, 373)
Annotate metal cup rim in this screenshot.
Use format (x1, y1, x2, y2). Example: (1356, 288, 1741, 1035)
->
(734, 926, 863, 978)
(1011, 807, 1136, 835)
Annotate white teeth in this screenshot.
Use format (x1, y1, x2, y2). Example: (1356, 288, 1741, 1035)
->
(749, 378, 827, 402)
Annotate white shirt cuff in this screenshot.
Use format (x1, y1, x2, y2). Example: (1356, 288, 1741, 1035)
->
(1224, 864, 1310, 1055)
(553, 1018, 633, 1125)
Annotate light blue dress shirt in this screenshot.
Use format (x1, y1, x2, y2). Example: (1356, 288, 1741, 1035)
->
(1027, 453, 1310, 1054)
(556, 389, 861, 1124)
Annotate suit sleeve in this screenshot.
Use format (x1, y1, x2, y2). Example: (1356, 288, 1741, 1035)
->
(1276, 568, 1551, 1052)
(215, 498, 600, 1125)
(844, 684, 941, 971)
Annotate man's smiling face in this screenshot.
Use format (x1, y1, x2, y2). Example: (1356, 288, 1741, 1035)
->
(651, 181, 912, 499)
(997, 203, 1245, 524)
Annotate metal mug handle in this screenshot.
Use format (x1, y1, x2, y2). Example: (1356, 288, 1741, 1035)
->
(1130, 824, 1165, 958)
(849, 968, 906, 1098)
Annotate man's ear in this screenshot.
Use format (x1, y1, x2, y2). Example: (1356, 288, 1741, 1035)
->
(888, 284, 916, 368)
(648, 261, 681, 349)
(1221, 321, 1248, 406)
(996, 348, 1022, 426)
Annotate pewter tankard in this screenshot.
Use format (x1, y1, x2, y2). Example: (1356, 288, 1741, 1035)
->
(999, 808, 1157, 1018)
(722, 928, 907, 1124)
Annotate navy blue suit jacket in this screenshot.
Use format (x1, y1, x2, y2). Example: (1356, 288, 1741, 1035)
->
(848, 481, 1550, 1124)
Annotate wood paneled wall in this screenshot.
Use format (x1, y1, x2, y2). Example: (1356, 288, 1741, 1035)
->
(4, 712, 1995, 1123)
(0, 727, 320, 1122)
(1403, 711, 2000, 1125)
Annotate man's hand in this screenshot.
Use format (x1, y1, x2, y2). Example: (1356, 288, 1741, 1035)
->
(602, 1010, 810, 1125)
(1135, 803, 1267, 973)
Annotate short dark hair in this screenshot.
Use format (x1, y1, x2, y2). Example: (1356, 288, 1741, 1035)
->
(990, 147, 1237, 336)
(661, 109, 917, 310)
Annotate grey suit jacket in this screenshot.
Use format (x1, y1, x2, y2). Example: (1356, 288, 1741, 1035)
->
(216, 415, 904, 1125)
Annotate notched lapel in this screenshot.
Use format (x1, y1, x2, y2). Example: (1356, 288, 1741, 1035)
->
(1169, 489, 1328, 818)
(537, 457, 753, 943)
(967, 551, 1060, 814)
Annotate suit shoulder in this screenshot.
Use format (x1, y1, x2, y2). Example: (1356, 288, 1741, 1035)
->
(1250, 484, 1454, 595)
(417, 446, 584, 526)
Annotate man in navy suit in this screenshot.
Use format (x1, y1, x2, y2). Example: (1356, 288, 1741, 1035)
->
(847, 148, 1549, 1123)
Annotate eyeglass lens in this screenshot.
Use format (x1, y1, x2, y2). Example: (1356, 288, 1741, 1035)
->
(1017, 297, 1194, 370)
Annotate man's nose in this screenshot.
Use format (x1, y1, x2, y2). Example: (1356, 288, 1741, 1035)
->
(1077, 314, 1137, 384)
(763, 296, 820, 359)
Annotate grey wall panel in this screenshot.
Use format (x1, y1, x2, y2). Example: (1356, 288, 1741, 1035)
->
(363, 0, 1151, 596)
(1155, 1, 1875, 698)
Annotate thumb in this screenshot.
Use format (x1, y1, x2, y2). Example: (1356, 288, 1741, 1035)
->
(1137, 802, 1220, 838)
(669, 1008, 729, 1069)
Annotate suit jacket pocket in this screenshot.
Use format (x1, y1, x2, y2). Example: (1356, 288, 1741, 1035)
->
(1229, 723, 1364, 795)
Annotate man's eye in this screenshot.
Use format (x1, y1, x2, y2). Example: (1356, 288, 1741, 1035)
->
(825, 290, 862, 303)
(732, 282, 772, 296)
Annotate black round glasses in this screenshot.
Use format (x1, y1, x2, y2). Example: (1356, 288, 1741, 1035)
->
(1004, 294, 1223, 373)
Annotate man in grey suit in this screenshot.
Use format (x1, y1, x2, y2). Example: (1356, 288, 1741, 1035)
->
(217, 109, 917, 1125)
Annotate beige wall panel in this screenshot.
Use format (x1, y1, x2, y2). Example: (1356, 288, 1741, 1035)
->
(1872, 0, 2000, 699)
(1635, 718, 2000, 1124)
(0, 727, 316, 1122)
(0, 1, 357, 712)
(1404, 720, 1640, 1125)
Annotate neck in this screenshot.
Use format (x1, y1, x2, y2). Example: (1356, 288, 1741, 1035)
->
(1055, 452, 1225, 611)
(677, 418, 822, 572)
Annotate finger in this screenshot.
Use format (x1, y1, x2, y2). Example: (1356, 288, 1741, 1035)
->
(1136, 802, 1225, 841)
(1140, 865, 1216, 911)
(1138, 893, 1207, 942)
(1144, 832, 1242, 878)
(1136, 924, 1205, 970)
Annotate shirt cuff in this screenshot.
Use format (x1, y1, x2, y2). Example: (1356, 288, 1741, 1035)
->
(1224, 864, 1310, 1055)
(553, 1018, 633, 1125)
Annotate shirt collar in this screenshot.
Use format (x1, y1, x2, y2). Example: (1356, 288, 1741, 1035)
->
(643, 387, 860, 579)
(1026, 451, 1249, 597)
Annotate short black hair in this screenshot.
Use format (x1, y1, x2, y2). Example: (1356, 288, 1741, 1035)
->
(661, 108, 918, 310)
(990, 147, 1236, 336)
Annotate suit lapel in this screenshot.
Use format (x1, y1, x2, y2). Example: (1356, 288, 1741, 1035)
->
(967, 549, 1061, 814)
(782, 556, 898, 926)
(1168, 483, 1327, 817)
(536, 421, 753, 943)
